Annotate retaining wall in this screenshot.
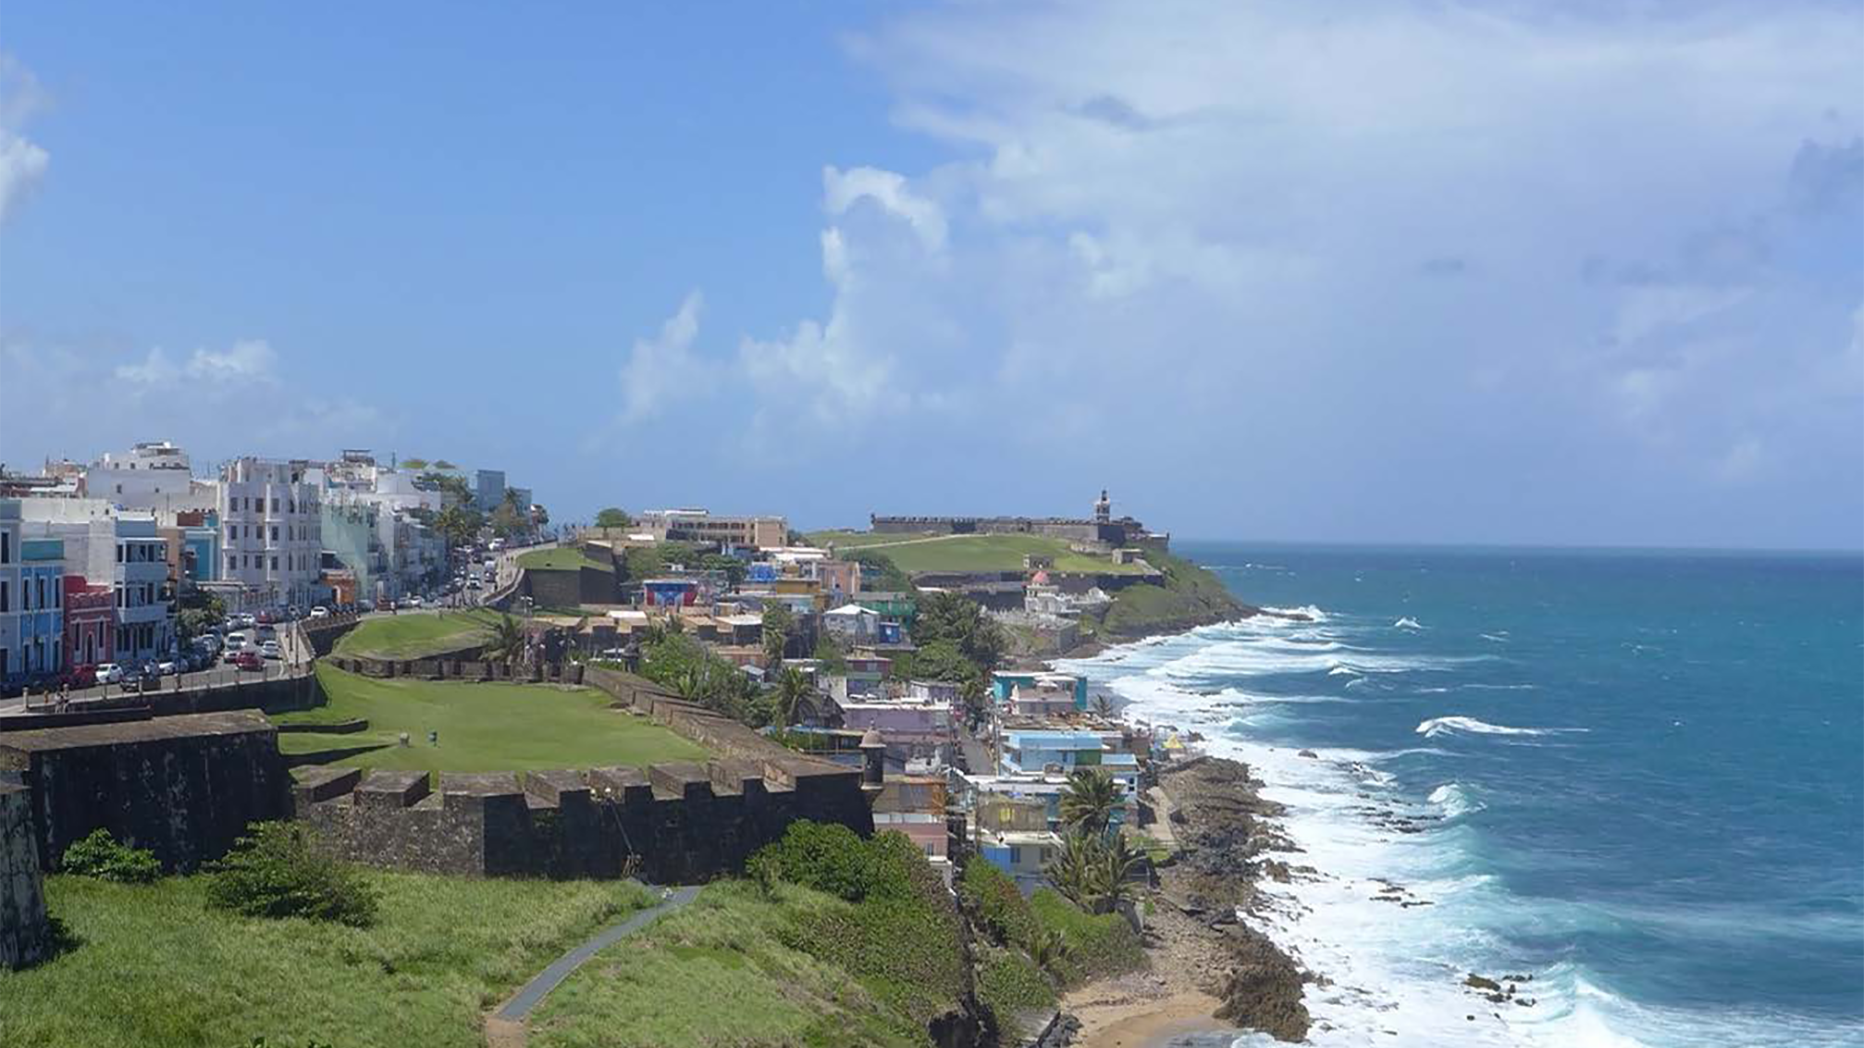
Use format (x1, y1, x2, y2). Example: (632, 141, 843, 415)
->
(0, 784, 48, 969)
(0, 712, 293, 873)
(298, 668, 872, 882)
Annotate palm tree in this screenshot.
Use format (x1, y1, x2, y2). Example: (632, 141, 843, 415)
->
(485, 613, 526, 668)
(772, 667, 814, 726)
(1043, 831, 1100, 909)
(1059, 769, 1121, 837)
(1027, 927, 1071, 978)
(1091, 693, 1115, 720)
(1089, 834, 1145, 914)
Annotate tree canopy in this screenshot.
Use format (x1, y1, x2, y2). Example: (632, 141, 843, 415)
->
(912, 591, 1008, 674)
(594, 507, 634, 529)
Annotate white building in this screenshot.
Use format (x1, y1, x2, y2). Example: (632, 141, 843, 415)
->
(219, 458, 325, 608)
(822, 602, 880, 643)
(84, 441, 218, 516)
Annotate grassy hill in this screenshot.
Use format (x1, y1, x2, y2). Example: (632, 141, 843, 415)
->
(518, 547, 614, 573)
(332, 608, 503, 660)
(807, 530, 1149, 576)
(273, 665, 709, 773)
(0, 872, 653, 1048)
(1078, 548, 1249, 642)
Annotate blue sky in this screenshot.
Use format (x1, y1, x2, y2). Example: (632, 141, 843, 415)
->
(2, 1, 1860, 548)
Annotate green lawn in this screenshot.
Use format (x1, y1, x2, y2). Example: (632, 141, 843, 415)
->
(332, 608, 502, 659)
(808, 532, 1150, 575)
(518, 547, 613, 573)
(0, 872, 654, 1048)
(531, 881, 933, 1048)
(274, 665, 710, 772)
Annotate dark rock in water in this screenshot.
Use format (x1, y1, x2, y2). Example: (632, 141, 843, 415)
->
(1505, 974, 1532, 982)
(1464, 975, 1503, 992)
(1485, 992, 1508, 1004)
(1214, 924, 1311, 1043)
(1516, 998, 1536, 1007)
(1297, 749, 1319, 759)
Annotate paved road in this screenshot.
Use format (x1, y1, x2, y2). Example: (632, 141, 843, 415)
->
(0, 622, 317, 714)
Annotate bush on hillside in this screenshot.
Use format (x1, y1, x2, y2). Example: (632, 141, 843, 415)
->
(59, 828, 162, 883)
(974, 944, 1057, 1041)
(773, 830, 972, 1027)
(958, 859, 1039, 950)
(205, 821, 378, 927)
(749, 821, 877, 903)
(1029, 887, 1145, 984)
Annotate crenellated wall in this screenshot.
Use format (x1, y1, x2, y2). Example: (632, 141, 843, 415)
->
(296, 668, 874, 882)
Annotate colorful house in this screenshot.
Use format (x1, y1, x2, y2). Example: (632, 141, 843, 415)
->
(63, 576, 115, 670)
(641, 578, 699, 607)
(990, 670, 1088, 711)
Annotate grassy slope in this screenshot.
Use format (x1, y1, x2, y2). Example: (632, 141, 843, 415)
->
(809, 531, 1147, 576)
(332, 609, 502, 659)
(518, 547, 613, 573)
(0, 873, 653, 1048)
(273, 665, 710, 772)
(1084, 548, 1246, 641)
(531, 881, 936, 1048)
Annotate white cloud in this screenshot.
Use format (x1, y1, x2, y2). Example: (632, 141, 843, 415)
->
(823, 166, 947, 253)
(0, 54, 50, 223)
(616, 291, 707, 424)
(114, 339, 280, 388)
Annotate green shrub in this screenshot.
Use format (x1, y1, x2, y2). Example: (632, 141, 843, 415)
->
(59, 828, 162, 883)
(1030, 888, 1145, 985)
(958, 858, 1039, 949)
(763, 827, 972, 1029)
(974, 944, 1056, 1041)
(205, 821, 379, 927)
(749, 820, 877, 902)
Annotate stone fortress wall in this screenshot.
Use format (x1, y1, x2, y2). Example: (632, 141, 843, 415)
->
(0, 783, 49, 969)
(296, 667, 873, 882)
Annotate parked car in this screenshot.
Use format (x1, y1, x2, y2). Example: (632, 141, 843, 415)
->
(260, 640, 282, 660)
(309, 605, 330, 619)
(233, 651, 263, 672)
(157, 660, 180, 676)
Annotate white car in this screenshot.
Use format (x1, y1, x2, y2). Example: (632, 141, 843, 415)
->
(309, 605, 330, 619)
(95, 662, 125, 684)
(261, 640, 282, 660)
(157, 660, 180, 676)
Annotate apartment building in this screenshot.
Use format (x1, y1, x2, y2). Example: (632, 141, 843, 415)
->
(637, 509, 788, 550)
(219, 458, 325, 608)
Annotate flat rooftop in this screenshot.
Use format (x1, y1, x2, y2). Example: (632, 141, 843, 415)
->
(0, 711, 274, 755)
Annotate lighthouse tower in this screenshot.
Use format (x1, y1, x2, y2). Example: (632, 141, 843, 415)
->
(1094, 489, 1112, 524)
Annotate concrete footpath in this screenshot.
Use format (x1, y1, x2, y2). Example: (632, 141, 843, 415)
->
(485, 884, 699, 1047)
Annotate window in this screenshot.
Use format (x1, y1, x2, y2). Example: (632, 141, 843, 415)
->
(1, 532, 8, 563)
(35, 577, 45, 609)
(270, 525, 278, 542)
(271, 556, 279, 571)
(271, 497, 279, 513)
(0, 580, 8, 612)
(228, 526, 236, 542)
(117, 543, 124, 562)
(1009, 846, 1023, 865)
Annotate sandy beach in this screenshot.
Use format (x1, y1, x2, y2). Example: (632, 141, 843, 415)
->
(1065, 989, 1229, 1048)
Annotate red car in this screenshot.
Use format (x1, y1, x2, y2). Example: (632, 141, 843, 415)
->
(65, 665, 98, 689)
(233, 651, 264, 672)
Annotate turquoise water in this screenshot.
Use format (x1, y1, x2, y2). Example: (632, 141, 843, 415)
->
(1060, 545, 1864, 1047)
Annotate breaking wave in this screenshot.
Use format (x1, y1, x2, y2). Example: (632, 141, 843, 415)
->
(1417, 716, 1587, 739)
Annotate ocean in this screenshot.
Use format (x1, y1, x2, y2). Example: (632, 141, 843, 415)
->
(1057, 544, 1864, 1047)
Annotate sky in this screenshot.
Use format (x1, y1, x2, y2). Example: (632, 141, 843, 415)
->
(1, 1, 1860, 549)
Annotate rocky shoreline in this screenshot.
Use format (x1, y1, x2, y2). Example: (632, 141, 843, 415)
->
(1056, 754, 1313, 1047)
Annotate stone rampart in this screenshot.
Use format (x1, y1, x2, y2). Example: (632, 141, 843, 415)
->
(0, 711, 292, 873)
(320, 654, 583, 685)
(0, 783, 48, 969)
(297, 668, 872, 882)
